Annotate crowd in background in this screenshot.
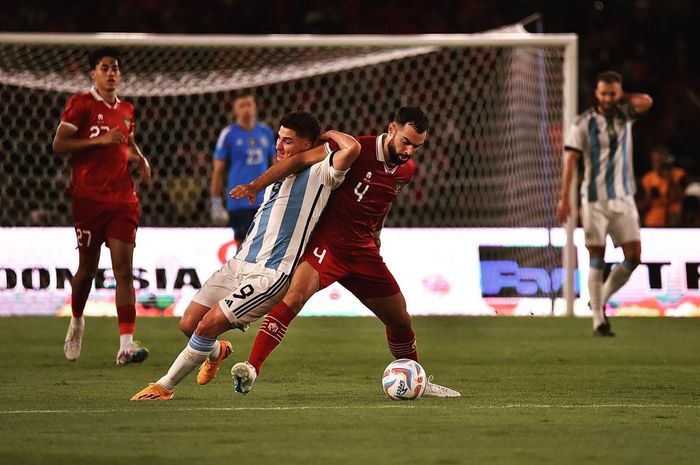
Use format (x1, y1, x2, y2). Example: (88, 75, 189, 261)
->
(3, 0, 699, 226)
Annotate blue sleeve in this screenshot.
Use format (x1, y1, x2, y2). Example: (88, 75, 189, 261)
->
(214, 127, 231, 161)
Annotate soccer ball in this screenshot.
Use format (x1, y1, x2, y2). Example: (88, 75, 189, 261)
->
(382, 358, 427, 400)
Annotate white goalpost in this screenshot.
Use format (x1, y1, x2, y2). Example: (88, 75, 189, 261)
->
(0, 32, 578, 315)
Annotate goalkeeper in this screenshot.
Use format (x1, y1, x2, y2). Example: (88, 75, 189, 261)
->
(210, 90, 276, 246)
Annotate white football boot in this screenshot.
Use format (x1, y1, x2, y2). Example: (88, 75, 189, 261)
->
(64, 317, 84, 361)
(116, 341, 149, 365)
(424, 376, 461, 398)
(231, 361, 257, 395)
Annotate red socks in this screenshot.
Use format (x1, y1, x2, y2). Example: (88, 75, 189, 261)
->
(248, 301, 297, 374)
(117, 304, 136, 335)
(386, 326, 418, 362)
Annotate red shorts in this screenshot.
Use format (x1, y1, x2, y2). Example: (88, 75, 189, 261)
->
(71, 198, 140, 252)
(300, 238, 400, 299)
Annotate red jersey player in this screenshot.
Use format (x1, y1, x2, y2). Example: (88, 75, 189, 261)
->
(229, 106, 460, 397)
(52, 47, 152, 365)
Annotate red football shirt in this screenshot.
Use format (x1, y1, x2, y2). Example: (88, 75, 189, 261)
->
(314, 134, 415, 248)
(60, 87, 137, 203)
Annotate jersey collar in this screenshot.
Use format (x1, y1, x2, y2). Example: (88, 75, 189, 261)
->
(375, 133, 398, 174)
(90, 86, 120, 109)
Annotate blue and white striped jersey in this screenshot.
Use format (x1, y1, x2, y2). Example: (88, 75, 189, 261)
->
(235, 151, 346, 276)
(565, 104, 638, 202)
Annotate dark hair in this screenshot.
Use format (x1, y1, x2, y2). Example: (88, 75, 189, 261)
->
(88, 47, 121, 70)
(279, 111, 320, 142)
(394, 106, 429, 133)
(597, 70, 622, 85)
(233, 89, 254, 102)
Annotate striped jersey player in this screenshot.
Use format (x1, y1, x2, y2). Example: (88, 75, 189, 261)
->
(229, 106, 462, 398)
(131, 112, 361, 400)
(558, 70, 653, 337)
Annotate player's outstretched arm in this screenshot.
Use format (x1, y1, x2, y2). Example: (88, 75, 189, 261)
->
(127, 134, 152, 182)
(230, 144, 328, 204)
(321, 130, 361, 171)
(230, 130, 359, 204)
(556, 149, 579, 224)
(52, 123, 125, 154)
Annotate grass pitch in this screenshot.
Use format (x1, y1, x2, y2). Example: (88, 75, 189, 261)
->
(1, 316, 699, 465)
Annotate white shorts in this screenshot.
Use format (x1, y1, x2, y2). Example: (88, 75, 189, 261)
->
(192, 258, 290, 330)
(581, 196, 641, 247)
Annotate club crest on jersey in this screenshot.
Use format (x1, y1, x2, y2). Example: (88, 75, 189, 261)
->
(261, 137, 269, 147)
(394, 180, 406, 193)
(123, 117, 130, 128)
(364, 171, 373, 181)
(97, 113, 104, 122)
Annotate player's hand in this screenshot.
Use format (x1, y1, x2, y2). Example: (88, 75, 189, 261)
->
(230, 184, 258, 206)
(556, 199, 571, 224)
(136, 156, 152, 182)
(98, 126, 126, 145)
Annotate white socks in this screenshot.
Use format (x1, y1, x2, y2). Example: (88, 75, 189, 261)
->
(156, 346, 209, 391)
(120, 333, 134, 350)
(156, 333, 216, 391)
(601, 263, 633, 305)
(588, 267, 605, 328)
(208, 340, 221, 362)
(70, 316, 85, 330)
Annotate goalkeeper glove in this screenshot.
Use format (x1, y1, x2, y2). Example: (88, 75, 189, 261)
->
(211, 197, 228, 225)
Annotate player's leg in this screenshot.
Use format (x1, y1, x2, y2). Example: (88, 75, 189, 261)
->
(601, 197, 642, 307)
(179, 301, 211, 338)
(582, 200, 613, 335)
(360, 292, 418, 361)
(64, 246, 101, 361)
(600, 240, 640, 306)
(131, 303, 231, 400)
(66, 198, 106, 361)
(359, 291, 459, 398)
(244, 261, 321, 376)
(179, 301, 234, 384)
(232, 265, 317, 395)
(347, 250, 459, 397)
(108, 237, 149, 364)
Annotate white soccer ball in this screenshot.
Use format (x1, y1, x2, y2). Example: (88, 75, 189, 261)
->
(382, 358, 427, 400)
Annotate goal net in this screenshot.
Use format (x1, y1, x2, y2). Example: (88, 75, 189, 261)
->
(0, 33, 578, 315)
(0, 33, 575, 229)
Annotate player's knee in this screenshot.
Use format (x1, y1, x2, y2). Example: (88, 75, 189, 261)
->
(112, 268, 134, 287)
(194, 307, 227, 338)
(194, 319, 214, 339)
(179, 317, 196, 338)
(622, 258, 640, 271)
(73, 267, 97, 284)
